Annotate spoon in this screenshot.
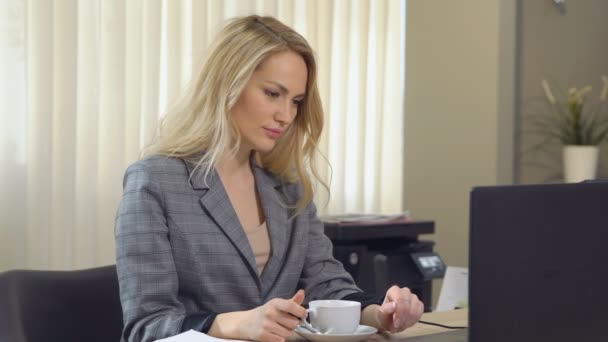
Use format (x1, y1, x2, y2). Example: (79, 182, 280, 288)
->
(298, 319, 325, 334)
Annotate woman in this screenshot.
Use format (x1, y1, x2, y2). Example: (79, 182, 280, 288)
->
(115, 15, 423, 342)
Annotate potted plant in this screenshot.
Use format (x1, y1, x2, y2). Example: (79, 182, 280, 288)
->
(526, 76, 608, 182)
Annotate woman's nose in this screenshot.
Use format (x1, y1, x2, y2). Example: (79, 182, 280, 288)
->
(275, 101, 296, 124)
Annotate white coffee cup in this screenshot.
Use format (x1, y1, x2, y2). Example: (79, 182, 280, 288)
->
(307, 300, 361, 334)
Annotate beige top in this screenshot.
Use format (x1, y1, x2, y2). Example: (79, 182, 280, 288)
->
(245, 222, 271, 275)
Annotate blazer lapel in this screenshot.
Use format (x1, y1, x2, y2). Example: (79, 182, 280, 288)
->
(252, 162, 290, 296)
(185, 160, 260, 286)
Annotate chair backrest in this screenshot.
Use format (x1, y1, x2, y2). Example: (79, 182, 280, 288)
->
(0, 265, 123, 342)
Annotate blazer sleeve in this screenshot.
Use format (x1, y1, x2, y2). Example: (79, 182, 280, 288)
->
(115, 164, 216, 342)
(297, 201, 363, 301)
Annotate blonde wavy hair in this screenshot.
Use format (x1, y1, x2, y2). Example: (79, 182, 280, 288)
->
(143, 15, 326, 214)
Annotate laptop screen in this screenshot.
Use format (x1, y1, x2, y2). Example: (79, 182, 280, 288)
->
(468, 182, 608, 342)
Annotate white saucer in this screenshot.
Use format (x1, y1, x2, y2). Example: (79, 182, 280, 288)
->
(295, 325, 378, 342)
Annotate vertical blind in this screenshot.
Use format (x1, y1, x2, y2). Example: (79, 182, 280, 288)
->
(0, 0, 405, 271)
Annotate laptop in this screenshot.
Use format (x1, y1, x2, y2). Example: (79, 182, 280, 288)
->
(408, 182, 608, 342)
(469, 182, 608, 341)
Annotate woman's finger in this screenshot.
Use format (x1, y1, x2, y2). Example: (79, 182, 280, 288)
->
(401, 295, 423, 330)
(392, 297, 412, 329)
(274, 298, 307, 319)
(275, 312, 301, 331)
(385, 285, 409, 303)
(290, 289, 305, 304)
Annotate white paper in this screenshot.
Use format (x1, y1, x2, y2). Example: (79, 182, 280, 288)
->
(154, 330, 247, 342)
(435, 266, 469, 312)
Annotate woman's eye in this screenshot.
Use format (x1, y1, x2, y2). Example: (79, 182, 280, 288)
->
(264, 89, 280, 98)
(292, 99, 303, 106)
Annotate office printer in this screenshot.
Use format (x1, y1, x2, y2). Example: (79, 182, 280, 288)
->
(323, 219, 444, 310)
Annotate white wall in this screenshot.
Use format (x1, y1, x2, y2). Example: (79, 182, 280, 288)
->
(404, 0, 516, 308)
(516, 0, 608, 183)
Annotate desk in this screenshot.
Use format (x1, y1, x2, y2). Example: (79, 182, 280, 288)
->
(292, 309, 467, 341)
(392, 309, 467, 339)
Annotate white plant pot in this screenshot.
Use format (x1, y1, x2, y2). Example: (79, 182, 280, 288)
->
(562, 145, 599, 183)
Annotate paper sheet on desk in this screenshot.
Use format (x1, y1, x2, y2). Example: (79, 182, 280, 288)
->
(154, 330, 248, 342)
(436, 266, 468, 312)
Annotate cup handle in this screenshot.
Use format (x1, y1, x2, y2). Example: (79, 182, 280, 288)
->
(306, 308, 316, 324)
(305, 308, 333, 334)
(299, 308, 320, 334)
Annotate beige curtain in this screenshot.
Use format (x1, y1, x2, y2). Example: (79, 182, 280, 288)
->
(0, 0, 405, 272)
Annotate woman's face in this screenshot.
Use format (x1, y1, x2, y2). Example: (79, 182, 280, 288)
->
(231, 50, 307, 154)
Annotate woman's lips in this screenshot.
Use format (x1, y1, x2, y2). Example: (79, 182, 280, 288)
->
(263, 127, 283, 139)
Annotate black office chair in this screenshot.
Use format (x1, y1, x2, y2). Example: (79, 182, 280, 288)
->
(0, 265, 123, 342)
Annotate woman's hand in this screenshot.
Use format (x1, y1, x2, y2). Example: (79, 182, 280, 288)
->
(210, 290, 306, 342)
(243, 290, 307, 342)
(365, 285, 424, 333)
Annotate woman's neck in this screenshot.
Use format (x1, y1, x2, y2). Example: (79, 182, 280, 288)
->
(216, 148, 254, 178)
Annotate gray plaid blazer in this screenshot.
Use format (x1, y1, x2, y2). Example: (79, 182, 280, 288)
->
(115, 156, 360, 342)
